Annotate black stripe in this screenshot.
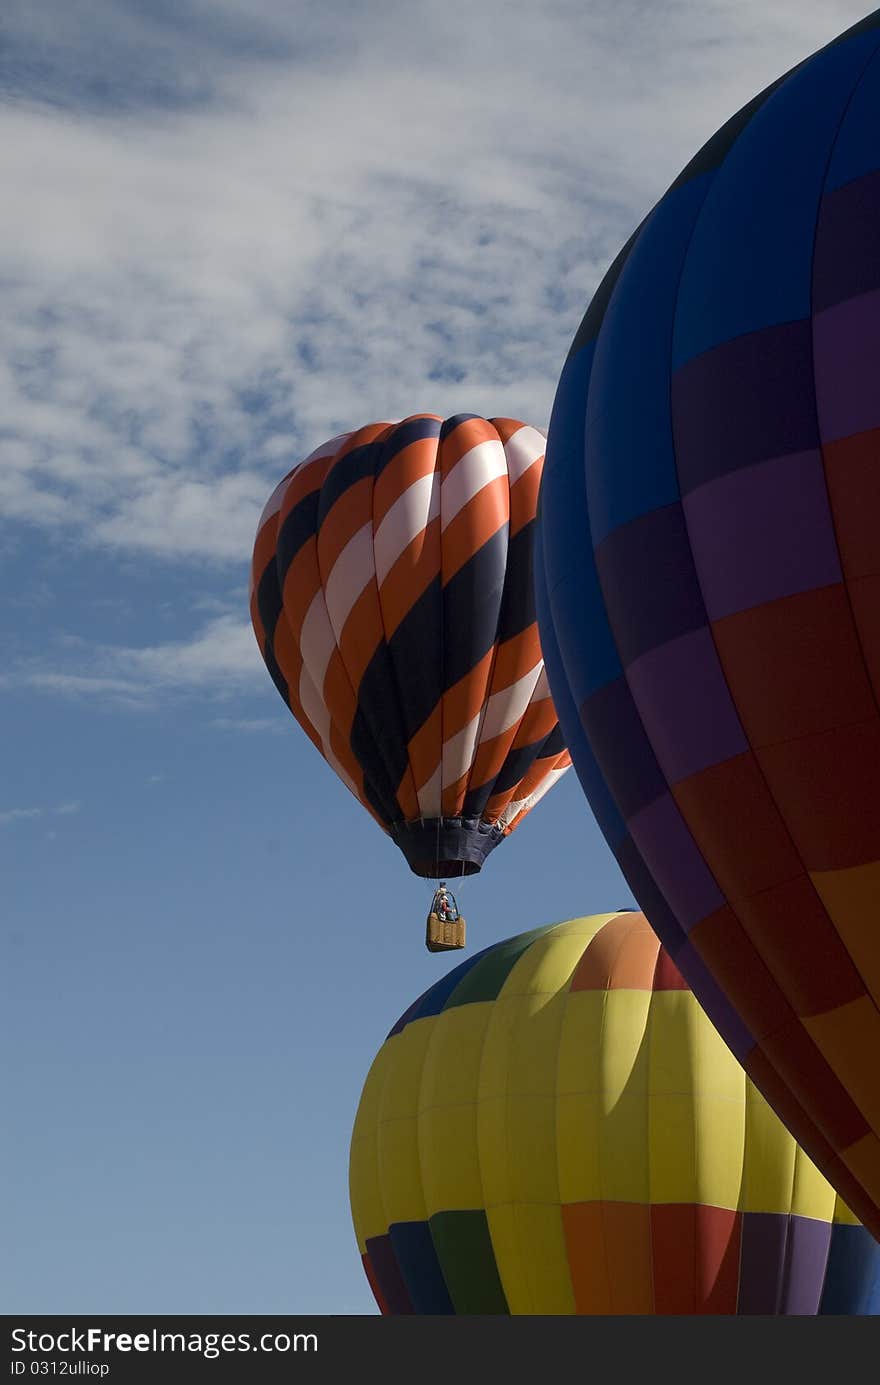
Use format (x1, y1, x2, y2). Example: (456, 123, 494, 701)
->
(442, 525, 509, 692)
(261, 634, 290, 707)
(375, 415, 441, 479)
(539, 723, 566, 758)
(316, 440, 378, 525)
(275, 490, 319, 589)
(256, 561, 283, 644)
(439, 413, 483, 442)
(349, 649, 410, 825)
(485, 724, 563, 803)
(384, 576, 443, 745)
(494, 519, 536, 645)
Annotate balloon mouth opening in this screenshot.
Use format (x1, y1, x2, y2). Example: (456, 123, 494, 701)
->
(390, 816, 505, 879)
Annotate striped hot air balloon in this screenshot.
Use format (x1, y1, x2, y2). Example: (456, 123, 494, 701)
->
(350, 913, 880, 1315)
(250, 414, 570, 882)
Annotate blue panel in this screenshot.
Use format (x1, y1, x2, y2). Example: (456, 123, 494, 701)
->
(542, 346, 623, 699)
(819, 1223, 880, 1314)
(389, 1221, 455, 1315)
(404, 945, 497, 1025)
(585, 173, 712, 544)
(534, 520, 627, 848)
(826, 41, 880, 191)
(673, 31, 880, 367)
(541, 343, 594, 595)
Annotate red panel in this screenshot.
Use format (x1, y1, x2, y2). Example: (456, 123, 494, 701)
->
(822, 426, 880, 580)
(690, 906, 792, 1042)
(673, 752, 802, 899)
(734, 874, 865, 1016)
(847, 573, 880, 701)
(712, 585, 875, 747)
(562, 1202, 653, 1314)
(362, 1253, 391, 1315)
(759, 1016, 870, 1150)
(757, 717, 880, 872)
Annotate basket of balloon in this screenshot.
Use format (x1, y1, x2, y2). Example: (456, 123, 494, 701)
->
(426, 884, 466, 952)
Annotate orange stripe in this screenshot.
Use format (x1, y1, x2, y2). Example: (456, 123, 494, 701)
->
(373, 424, 440, 528)
(377, 516, 441, 640)
(441, 649, 496, 745)
(511, 695, 558, 751)
(281, 544, 323, 648)
(509, 460, 543, 538)
(249, 587, 266, 654)
(438, 416, 499, 473)
(407, 704, 442, 802)
(488, 416, 527, 444)
(441, 476, 509, 583)
(316, 475, 374, 579)
(491, 627, 543, 690)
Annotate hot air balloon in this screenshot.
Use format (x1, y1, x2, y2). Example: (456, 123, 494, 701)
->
(537, 11, 880, 1235)
(350, 913, 880, 1314)
(250, 414, 570, 948)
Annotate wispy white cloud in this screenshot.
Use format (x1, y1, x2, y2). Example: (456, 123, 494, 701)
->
(0, 807, 41, 826)
(54, 801, 81, 815)
(211, 715, 282, 733)
(14, 614, 262, 706)
(1, 1, 866, 567)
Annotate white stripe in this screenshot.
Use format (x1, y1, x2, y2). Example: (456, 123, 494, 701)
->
(299, 590, 337, 691)
(374, 471, 440, 587)
(416, 764, 442, 818)
(256, 437, 350, 533)
(441, 712, 482, 789)
(298, 663, 358, 800)
(496, 764, 569, 830)
(478, 664, 542, 744)
(502, 425, 546, 484)
(324, 522, 375, 637)
(256, 471, 293, 532)
(441, 440, 507, 530)
(301, 431, 352, 465)
(531, 666, 551, 703)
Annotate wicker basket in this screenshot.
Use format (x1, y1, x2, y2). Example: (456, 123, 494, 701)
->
(425, 911, 466, 953)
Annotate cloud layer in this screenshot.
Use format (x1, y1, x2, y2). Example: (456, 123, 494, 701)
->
(1, 0, 867, 699)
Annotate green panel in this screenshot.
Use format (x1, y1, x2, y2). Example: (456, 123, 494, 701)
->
(429, 1209, 510, 1315)
(444, 925, 559, 1010)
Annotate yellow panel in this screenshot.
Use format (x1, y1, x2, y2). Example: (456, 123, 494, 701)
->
(477, 1095, 514, 1210)
(803, 997, 880, 1133)
(833, 1194, 860, 1227)
(789, 1145, 837, 1223)
(375, 1019, 435, 1226)
(349, 1047, 392, 1248)
(511, 1203, 576, 1315)
(811, 860, 880, 1008)
(498, 917, 615, 1001)
(560, 989, 653, 1204)
(739, 1078, 798, 1215)
(683, 996, 746, 1212)
(379, 1019, 434, 1121)
(419, 1101, 483, 1216)
(503, 1093, 561, 1204)
(417, 1003, 493, 1216)
(418, 1003, 493, 1110)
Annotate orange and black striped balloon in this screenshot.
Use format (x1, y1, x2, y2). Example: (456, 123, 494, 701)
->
(249, 414, 570, 877)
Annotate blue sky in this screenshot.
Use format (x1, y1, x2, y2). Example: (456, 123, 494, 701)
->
(1, 0, 869, 1315)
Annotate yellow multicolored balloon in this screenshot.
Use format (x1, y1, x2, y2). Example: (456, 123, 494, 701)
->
(350, 913, 880, 1314)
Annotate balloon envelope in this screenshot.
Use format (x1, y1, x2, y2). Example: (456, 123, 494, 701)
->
(251, 414, 569, 878)
(350, 914, 880, 1314)
(538, 11, 880, 1236)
